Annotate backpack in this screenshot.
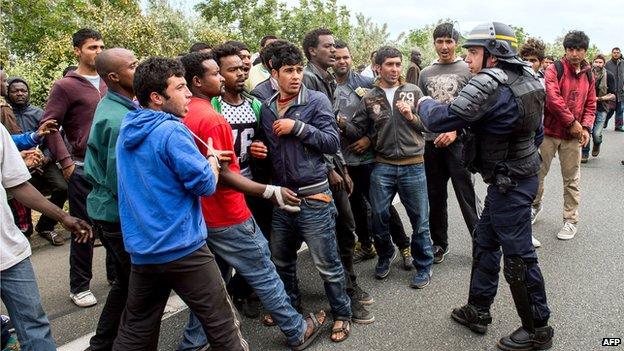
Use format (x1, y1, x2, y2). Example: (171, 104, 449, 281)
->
(553, 60, 593, 82)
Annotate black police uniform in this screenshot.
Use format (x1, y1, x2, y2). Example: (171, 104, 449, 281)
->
(417, 64, 554, 349)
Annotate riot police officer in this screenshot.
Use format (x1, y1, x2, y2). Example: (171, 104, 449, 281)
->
(416, 22, 554, 351)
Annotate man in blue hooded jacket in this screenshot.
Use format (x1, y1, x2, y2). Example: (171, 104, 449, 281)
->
(113, 57, 248, 351)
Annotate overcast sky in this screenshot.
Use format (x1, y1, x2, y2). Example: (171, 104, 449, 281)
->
(179, 0, 622, 53)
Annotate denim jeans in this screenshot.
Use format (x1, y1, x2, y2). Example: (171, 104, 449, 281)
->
(270, 190, 352, 320)
(179, 217, 306, 349)
(0, 258, 56, 351)
(582, 110, 607, 156)
(369, 163, 434, 272)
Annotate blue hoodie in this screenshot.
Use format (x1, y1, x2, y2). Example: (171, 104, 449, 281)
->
(116, 108, 217, 265)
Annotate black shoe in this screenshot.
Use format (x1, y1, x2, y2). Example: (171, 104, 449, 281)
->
(591, 143, 601, 157)
(353, 243, 377, 264)
(375, 249, 397, 279)
(497, 326, 554, 350)
(351, 285, 374, 305)
(451, 304, 492, 334)
(351, 299, 375, 324)
(581, 155, 588, 163)
(242, 295, 261, 319)
(433, 245, 449, 264)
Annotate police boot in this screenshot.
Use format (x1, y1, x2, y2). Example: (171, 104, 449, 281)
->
(451, 304, 492, 334)
(497, 325, 554, 350)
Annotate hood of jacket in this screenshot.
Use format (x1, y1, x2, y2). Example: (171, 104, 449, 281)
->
(120, 108, 178, 149)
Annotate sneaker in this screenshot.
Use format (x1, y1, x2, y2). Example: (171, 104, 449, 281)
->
(70, 290, 97, 307)
(3, 335, 20, 351)
(410, 270, 432, 289)
(242, 295, 261, 319)
(374, 249, 397, 279)
(350, 299, 375, 324)
(497, 325, 554, 351)
(591, 143, 601, 157)
(530, 205, 542, 225)
(351, 285, 374, 305)
(580, 154, 588, 163)
(400, 247, 413, 270)
(556, 221, 577, 240)
(433, 245, 449, 264)
(451, 304, 492, 334)
(38, 230, 65, 246)
(531, 236, 542, 248)
(353, 243, 376, 264)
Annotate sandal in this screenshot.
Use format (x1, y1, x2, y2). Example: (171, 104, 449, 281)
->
(290, 310, 326, 351)
(262, 314, 276, 327)
(330, 320, 351, 343)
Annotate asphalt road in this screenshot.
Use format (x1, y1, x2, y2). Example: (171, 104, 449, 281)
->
(3, 128, 623, 351)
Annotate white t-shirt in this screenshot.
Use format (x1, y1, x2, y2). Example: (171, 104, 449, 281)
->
(382, 86, 399, 113)
(1, 124, 32, 271)
(220, 99, 257, 179)
(82, 74, 101, 91)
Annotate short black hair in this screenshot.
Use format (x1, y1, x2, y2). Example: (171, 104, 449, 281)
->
(563, 30, 590, 50)
(180, 52, 214, 91)
(223, 40, 249, 53)
(302, 28, 333, 60)
(335, 40, 348, 50)
(211, 43, 241, 66)
(612, 47, 621, 52)
(544, 55, 555, 61)
(134, 57, 185, 108)
(374, 46, 402, 65)
(433, 23, 459, 42)
(72, 28, 102, 48)
(189, 42, 211, 53)
(260, 35, 278, 48)
(271, 41, 304, 71)
(260, 40, 290, 69)
(520, 38, 546, 61)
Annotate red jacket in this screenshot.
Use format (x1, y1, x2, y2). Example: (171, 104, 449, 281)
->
(544, 57, 596, 140)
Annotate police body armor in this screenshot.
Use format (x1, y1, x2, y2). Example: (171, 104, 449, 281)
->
(451, 66, 544, 189)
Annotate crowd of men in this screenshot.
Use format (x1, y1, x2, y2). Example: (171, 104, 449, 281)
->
(1, 20, 623, 351)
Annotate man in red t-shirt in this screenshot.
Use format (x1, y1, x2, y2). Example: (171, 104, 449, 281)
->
(177, 52, 325, 351)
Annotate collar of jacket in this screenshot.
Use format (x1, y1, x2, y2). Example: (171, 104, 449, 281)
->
(107, 90, 138, 110)
(561, 56, 592, 75)
(266, 85, 310, 112)
(373, 76, 406, 88)
(306, 62, 335, 84)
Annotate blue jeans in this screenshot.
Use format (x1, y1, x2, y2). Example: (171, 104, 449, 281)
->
(179, 217, 306, 349)
(0, 258, 56, 351)
(582, 110, 607, 156)
(270, 190, 352, 320)
(369, 163, 434, 272)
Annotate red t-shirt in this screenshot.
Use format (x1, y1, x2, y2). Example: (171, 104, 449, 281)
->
(183, 97, 251, 228)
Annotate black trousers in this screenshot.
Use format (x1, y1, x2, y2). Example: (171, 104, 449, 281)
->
(29, 162, 68, 232)
(113, 245, 248, 351)
(347, 163, 410, 250)
(89, 221, 131, 351)
(332, 186, 357, 294)
(424, 141, 480, 250)
(67, 166, 95, 293)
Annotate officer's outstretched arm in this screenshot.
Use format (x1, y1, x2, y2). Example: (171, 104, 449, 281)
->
(418, 68, 507, 133)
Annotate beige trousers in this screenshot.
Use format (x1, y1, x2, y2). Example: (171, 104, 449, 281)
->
(533, 136, 581, 223)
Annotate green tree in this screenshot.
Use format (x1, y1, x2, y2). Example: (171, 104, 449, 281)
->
(346, 13, 391, 67)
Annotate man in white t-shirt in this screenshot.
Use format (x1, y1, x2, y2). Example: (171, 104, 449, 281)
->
(1, 124, 92, 351)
